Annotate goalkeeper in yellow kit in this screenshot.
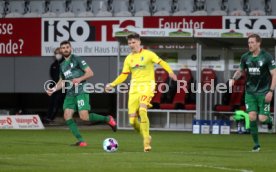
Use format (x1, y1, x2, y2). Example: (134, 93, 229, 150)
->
(105, 33, 177, 152)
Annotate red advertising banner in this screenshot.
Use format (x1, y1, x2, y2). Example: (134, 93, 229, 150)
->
(0, 18, 41, 57)
(143, 16, 223, 29)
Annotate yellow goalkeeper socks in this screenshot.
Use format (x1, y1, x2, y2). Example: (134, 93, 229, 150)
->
(139, 107, 150, 139)
(139, 107, 152, 152)
(129, 117, 141, 134)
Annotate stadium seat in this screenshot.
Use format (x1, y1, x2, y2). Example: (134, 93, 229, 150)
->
(184, 103, 196, 110)
(59, 0, 77, 17)
(0, 3, 4, 17)
(0, 0, 5, 17)
(185, 69, 217, 111)
(240, 105, 246, 111)
(57, 0, 75, 17)
(201, 68, 217, 92)
(42, 0, 67, 17)
(113, 0, 132, 17)
(248, 0, 266, 16)
(5, 0, 26, 18)
(205, 0, 227, 16)
(92, 0, 112, 17)
(214, 75, 245, 112)
(268, 0, 276, 15)
(64, 0, 93, 17)
(131, 0, 151, 16)
(191, 0, 207, 16)
(227, 0, 246, 16)
(158, 78, 177, 109)
(160, 68, 193, 109)
(151, 68, 169, 108)
(191, 10, 208, 15)
(24, 0, 46, 17)
(172, 0, 194, 16)
(172, 10, 190, 16)
(152, 0, 173, 16)
(76, 0, 94, 17)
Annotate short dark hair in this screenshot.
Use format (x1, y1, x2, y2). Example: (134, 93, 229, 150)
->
(60, 40, 71, 47)
(248, 34, 262, 43)
(126, 33, 140, 40)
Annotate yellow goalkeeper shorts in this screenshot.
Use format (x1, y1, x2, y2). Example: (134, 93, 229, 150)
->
(128, 91, 154, 114)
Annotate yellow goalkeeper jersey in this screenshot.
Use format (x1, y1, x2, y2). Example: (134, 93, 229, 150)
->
(122, 48, 161, 84)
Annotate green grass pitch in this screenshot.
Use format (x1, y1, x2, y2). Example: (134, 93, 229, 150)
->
(0, 128, 275, 172)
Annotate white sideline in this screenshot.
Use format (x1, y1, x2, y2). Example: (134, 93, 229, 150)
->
(156, 162, 253, 172)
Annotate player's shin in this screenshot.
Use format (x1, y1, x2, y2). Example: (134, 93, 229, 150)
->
(66, 119, 84, 142)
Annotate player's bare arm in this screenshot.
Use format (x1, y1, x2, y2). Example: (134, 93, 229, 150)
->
(47, 78, 64, 96)
(265, 68, 276, 103)
(229, 68, 243, 87)
(72, 67, 93, 85)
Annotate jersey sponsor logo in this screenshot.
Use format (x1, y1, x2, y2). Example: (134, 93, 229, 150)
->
(248, 67, 260, 75)
(131, 64, 145, 70)
(64, 70, 72, 77)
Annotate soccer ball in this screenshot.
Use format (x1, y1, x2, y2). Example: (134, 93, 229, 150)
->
(103, 138, 118, 152)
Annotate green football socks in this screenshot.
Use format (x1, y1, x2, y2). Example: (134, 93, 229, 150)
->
(89, 113, 109, 123)
(250, 120, 259, 146)
(66, 119, 84, 142)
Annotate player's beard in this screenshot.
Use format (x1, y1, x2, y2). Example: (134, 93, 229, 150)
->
(63, 51, 71, 59)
